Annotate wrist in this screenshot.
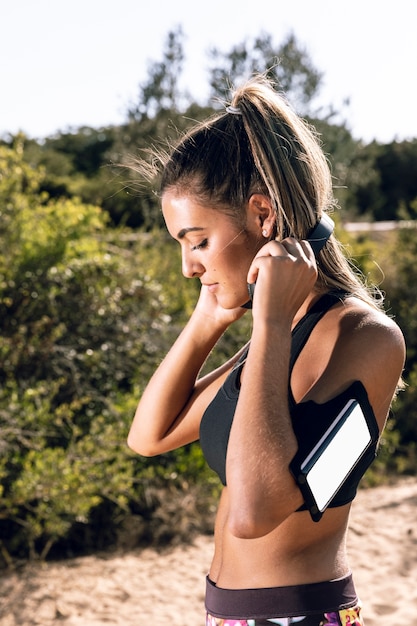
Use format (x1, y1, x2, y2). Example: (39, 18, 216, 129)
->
(190, 307, 230, 336)
(186, 309, 228, 350)
(252, 315, 292, 339)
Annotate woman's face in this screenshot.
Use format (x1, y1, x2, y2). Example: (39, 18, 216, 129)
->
(162, 191, 262, 309)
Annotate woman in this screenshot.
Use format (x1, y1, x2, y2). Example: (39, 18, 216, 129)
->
(127, 75, 405, 625)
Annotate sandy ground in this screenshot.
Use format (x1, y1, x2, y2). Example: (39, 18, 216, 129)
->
(1, 477, 416, 625)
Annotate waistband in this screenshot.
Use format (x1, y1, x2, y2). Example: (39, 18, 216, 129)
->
(205, 573, 358, 619)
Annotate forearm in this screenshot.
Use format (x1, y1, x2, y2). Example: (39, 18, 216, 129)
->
(128, 310, 228, 455)
(226, 320, 301, 536)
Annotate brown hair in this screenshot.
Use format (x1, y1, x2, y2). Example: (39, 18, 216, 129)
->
(141, 75, 382, 307)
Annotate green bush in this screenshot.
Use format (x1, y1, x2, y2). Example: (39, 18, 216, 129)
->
(0, 140, 221, 564)
(339, 222, 417, 478)
(1, 139, 415, 567)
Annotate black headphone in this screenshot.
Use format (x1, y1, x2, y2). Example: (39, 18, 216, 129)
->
(305, 213, 335, 257)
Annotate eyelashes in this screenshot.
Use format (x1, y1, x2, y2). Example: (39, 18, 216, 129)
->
(189, 229, 245, 254)
(191, 238, 209, 251)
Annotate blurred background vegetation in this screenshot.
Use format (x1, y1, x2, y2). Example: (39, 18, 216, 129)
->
(1, 28, 417, 567)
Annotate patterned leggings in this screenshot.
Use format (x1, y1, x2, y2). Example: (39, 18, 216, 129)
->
(206, 604, 365, 626)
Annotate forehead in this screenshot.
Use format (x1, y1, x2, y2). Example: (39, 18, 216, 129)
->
(161, 191, 235, 238)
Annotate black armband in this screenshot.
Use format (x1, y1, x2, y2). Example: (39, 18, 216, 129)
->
(289, 381, 380, 522)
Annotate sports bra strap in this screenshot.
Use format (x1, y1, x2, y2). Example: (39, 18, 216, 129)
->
(289, 291, 347, 406)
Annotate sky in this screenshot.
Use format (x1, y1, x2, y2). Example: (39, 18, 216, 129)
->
(1, 0, 416, 144)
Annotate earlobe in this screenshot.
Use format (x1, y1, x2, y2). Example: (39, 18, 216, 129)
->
(248, 193, 276, 238)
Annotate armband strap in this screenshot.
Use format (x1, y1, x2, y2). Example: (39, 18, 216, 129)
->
(289, 381, 380, 522)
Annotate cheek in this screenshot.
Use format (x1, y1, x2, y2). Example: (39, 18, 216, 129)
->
(227, 235, 260, 270)
(220, 243, 255, 285)
(212, 230, 260, 285)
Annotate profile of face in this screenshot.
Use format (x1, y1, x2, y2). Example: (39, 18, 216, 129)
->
(162, 190, 264, 309)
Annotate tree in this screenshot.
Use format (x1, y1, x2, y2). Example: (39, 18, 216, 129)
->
(127, 26, 188, 121)
(114, 30, 332, 228)
(42, 126, 116, 176)
(208, 32, 323, 115)
(343, 139, 417, 220)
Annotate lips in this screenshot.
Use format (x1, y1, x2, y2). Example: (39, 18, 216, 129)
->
(202, 282, 218, 293)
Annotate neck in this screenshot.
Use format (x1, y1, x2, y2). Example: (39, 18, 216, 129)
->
(291, 290, 325, 329)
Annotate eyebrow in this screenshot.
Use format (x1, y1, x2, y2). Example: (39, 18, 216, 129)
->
(177, 226, 205, 240)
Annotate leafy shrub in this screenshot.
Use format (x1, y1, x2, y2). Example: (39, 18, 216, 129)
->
(1, 139, 416, 567)
(340, 222, 417, 478)
(0, 141, 220, 565)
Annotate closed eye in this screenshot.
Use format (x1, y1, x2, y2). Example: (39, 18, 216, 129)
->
(191, 239, 208, 251)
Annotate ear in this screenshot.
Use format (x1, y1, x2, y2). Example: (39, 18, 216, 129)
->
(247, 194, 276, 238)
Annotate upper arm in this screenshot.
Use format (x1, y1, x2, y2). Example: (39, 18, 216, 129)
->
(299, 306, 406, 431)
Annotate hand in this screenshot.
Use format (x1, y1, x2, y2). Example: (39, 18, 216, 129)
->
(247, 237, 318, 325)
(193, 283, 247, 329)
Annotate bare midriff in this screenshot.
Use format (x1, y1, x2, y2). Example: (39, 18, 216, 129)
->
(209, 488, 351, 589)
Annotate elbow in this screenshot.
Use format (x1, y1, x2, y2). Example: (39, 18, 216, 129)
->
(226, 485, 302, 539)
(227, 507, 285, 539)
(227, 519, 264, 540)
(127, 432, 160, 457)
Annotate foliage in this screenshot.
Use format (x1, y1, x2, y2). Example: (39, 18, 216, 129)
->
(342, 139, 417, 220)
(1, 31, 417, 566)
(127, 25, 188, 121)
(376, 221, 417, 467)
(0, 141, 221, 565)
(6, 29, 415, 229)
(340, 222, 417, 477)
(208, 32, 323, 116)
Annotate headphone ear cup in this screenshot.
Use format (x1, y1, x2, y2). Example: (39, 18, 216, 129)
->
(307, 214, 335, 257)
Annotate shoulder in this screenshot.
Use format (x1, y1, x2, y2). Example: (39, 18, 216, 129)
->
(301, 294, 404, 372)
(332, 296, 405, 358)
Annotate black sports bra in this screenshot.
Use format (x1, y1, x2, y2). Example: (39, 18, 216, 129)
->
(199, 291, 379, 510)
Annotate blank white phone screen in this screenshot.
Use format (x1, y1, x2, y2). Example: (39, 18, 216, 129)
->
(304, 402, 372, 511)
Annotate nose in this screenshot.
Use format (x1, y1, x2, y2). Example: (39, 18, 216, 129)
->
(182, 251, 204, 278)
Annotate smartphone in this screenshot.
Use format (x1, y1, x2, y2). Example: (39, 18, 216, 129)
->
(242, 213, 335, 308)
(290, 388, 379, 521)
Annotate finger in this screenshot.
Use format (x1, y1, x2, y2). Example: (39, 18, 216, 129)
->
(257, 239, 289, 258)
(247, 238, 297, 283)
(276, 237, 308, 258)
(246, 245, 288, 285)
(299, 239, 316, 261)
(278, 237, 317, 263)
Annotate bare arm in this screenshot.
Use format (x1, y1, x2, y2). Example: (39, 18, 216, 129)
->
(127, 288, 247, 456)
(225, 240, 406, 539)
(225, 239, 317, 537)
